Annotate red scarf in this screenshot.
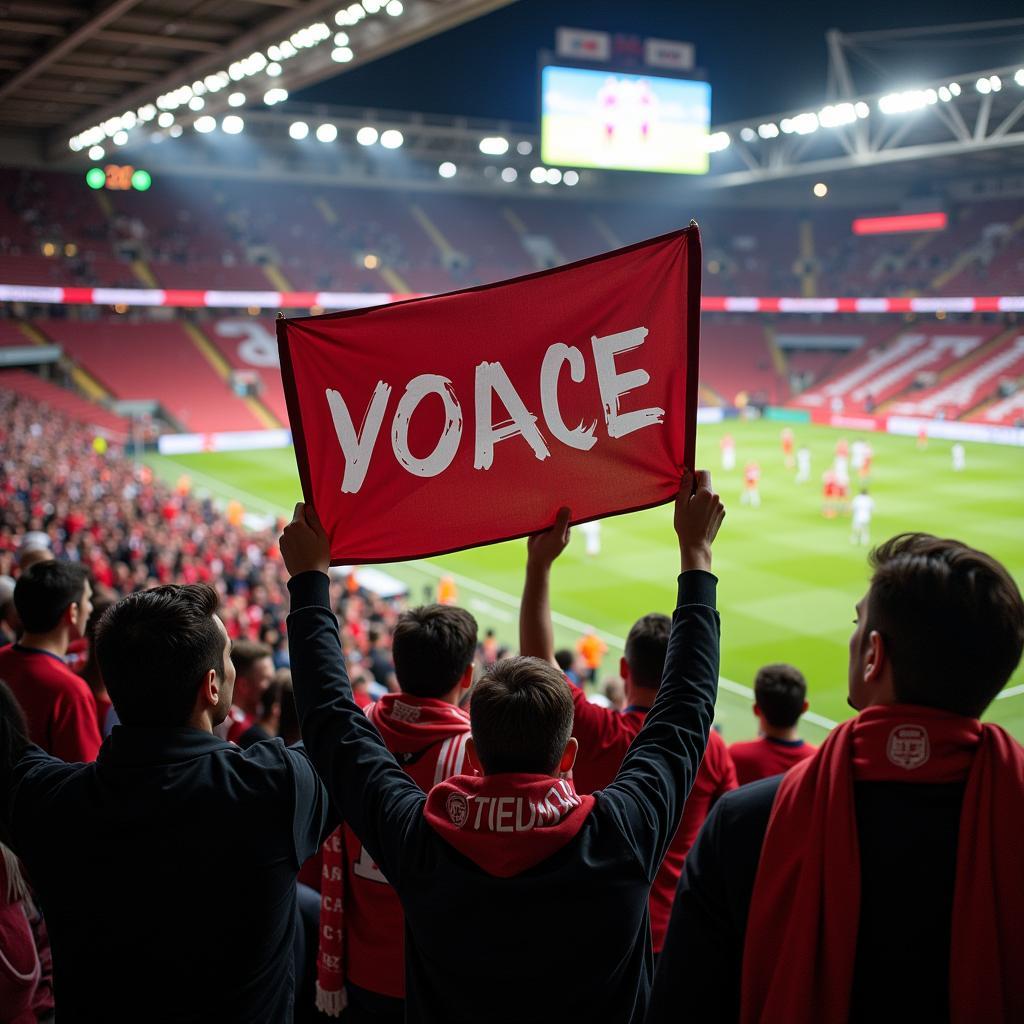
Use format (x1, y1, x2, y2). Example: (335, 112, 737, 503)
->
(316, 694, 472, 1013)
(424, 774, 596, 877)
(741, 704, 1024, 1024)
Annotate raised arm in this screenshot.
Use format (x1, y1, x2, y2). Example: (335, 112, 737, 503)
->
(519, 506, 571, 665)
(601, 471, 725, 877)
(280, 504, 424, 885)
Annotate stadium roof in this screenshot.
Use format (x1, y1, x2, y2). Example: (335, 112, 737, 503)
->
(0, 0, 514, 153)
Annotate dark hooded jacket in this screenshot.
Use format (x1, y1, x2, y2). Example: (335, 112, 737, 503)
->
(287, 569, 719, 1024)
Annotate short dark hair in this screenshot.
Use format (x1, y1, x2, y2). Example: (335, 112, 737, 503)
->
(230, 638, 272, 678)
(392, 604, 477, 698)
(754, 663, 808, 728)
(867, 533, 1024, 717)
(554, 649, 573, 674)
(96, 584, 226, 727)
(13, 561, 88, 633)
(624, 613, 671, 690)
(470, 657, 573, 774)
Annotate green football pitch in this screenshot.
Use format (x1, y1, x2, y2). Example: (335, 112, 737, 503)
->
(147, 419, 1024, 743)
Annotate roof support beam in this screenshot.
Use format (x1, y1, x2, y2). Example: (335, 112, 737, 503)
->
(0, 0, 143, 104)
(94, 29, 222, 52)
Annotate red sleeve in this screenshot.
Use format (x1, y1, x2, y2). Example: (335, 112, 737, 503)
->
(51, 683, 102, 763)
(712, 732, 739, 799)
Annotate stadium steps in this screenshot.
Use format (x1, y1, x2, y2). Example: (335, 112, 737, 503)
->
(877, 326, 1021, 415)
(798, 221, 816, 297)
(262, 263, 293, 292)
(378, 264, 412, 292)
(182, 322, 283, 430)
(0, 369, 131, 437)
(764, 325, 789, 378)
(409, 203, 458, 264)
(19, 321, 112, 403)
(314, 197, 337, 225)
(590, 214, 622, 250)
(502, 208, 528, 237)
(131, 260, 159, 288)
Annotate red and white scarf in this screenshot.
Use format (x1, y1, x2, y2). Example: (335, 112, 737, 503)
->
(741, 703, 1024, 1023)
(316, 693, 471, 1014)
(424, 773, 595, 877)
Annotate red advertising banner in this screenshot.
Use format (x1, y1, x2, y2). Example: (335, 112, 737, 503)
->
(277, 226, 701, 564)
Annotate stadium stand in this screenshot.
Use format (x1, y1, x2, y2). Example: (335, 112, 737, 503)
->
(700, 322, 787, 405)
(38, 319, 267, 433)
(0, 369, 130, 436)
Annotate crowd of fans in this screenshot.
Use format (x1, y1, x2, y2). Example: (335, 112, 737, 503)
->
(0, 383, 1022, 1024)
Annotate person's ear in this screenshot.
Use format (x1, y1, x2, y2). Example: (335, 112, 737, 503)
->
(200, 668, 220, 709)
(619, 656, 629, 682)
(460, 663, 474, 691)
(752, 703, 760, 720)
(466, 736, 481, 773)
(801, 700, 809, 714)
(865, 630, 886, 684)
(559, 736, 578, 775)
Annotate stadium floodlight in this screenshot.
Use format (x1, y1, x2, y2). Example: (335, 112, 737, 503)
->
(813, 182, 828, 198)
(529, 166, 547, 183)
(138, 104, 157, 122)
(204, 75, 222, 93)
(386, 0, 403, 14)
(222, 116, 244, 135)
(855, 101, 870, 118)
(362, 0, 382, 12)
(380, 129, 403, 149)
(938, 86, 951, 102)
(740, 127, 757, 142)
(347, 3, 364, 18)
(356, 126, 378, 145)
(121, 111, 137, 130)
(949, 82, 961, 96)
(818, 103, 857, 128)
(757, 122, 779, 139)
(878, 89, 937, 114)
(268, 45, 282, 61)
(228, 93, 245, 108)
(279, 41, 297, 58)
(516, 140, 533, 155)
(194, 115, 216, 134)
(780, 113, 818, 135)
(157, 112, 175, 128)
(289, 121, 309, 140)
(334, 31, 349, 45)
(112, 130, 128, 146)
(267, 62, 283, 77)
(705, 131, 731, 152)
(188, 96, 205, 111)
(169, 124, 183, 137)
(332, 47, 354, 62)
(264, 88, 288, 105)
(976, 77, 991, 94)
(479, 136, 510, 155)
(69, 137, 83, 152)
(1015, 69, 1024, 87)
(990, 75, 1002, 92)
(88, 145, 105, 160)
(500, 167, 518, 182)
(563, 170, 579, 186)
(438, 161, 457, 178)
(316, 123, 338, 142)
(545, 168, 562, 185)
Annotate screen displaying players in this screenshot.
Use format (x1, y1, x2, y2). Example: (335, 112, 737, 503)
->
(540, 65, 712, 174)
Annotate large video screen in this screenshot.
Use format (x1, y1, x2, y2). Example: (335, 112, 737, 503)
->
(541, 65, 712, 174)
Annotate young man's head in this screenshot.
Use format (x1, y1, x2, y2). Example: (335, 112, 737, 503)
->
(468, 657, 576, 776)
(621, 613, 671, 703)
(230, 639, 274, 716)
(95, 583, 234, 729)
(753, 664, 808, 733)
(14, 560, 92, 647)
(391, 604, 477, 701)
(849, 533, 1024, 717)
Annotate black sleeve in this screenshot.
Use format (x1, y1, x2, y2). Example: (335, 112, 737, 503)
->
(283, 744, 333, 865)
(287, 571, 425, 887)
(4, 746, 78, 856)
(647, 779, 780, 1024)
(598, 570, 719, 879)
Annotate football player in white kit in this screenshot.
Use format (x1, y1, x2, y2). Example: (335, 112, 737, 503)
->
(795, 445, 811, 484)
(579, 519, 602, 557)
(850, 488, 875, 546)
(952, 443, 966, 472)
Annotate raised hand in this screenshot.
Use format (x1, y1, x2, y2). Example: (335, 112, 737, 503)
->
(674, 470, 725, 573)
(280, 502, 331, 577)
(526, 506, 573, 570)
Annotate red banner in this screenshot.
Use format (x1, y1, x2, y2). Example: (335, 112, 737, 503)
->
(278, 226, 701, 564)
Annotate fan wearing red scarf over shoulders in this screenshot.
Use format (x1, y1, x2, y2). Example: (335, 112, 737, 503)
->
(648, 532, 1024, 1024)
(315, 604, 478, 1023)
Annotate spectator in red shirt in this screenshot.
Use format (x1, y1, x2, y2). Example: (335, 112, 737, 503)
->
(729, 663, 817, 785)
(519, 508, 737, 955)
(223, 638, 274, 743)
(0, 561, 100, 762)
